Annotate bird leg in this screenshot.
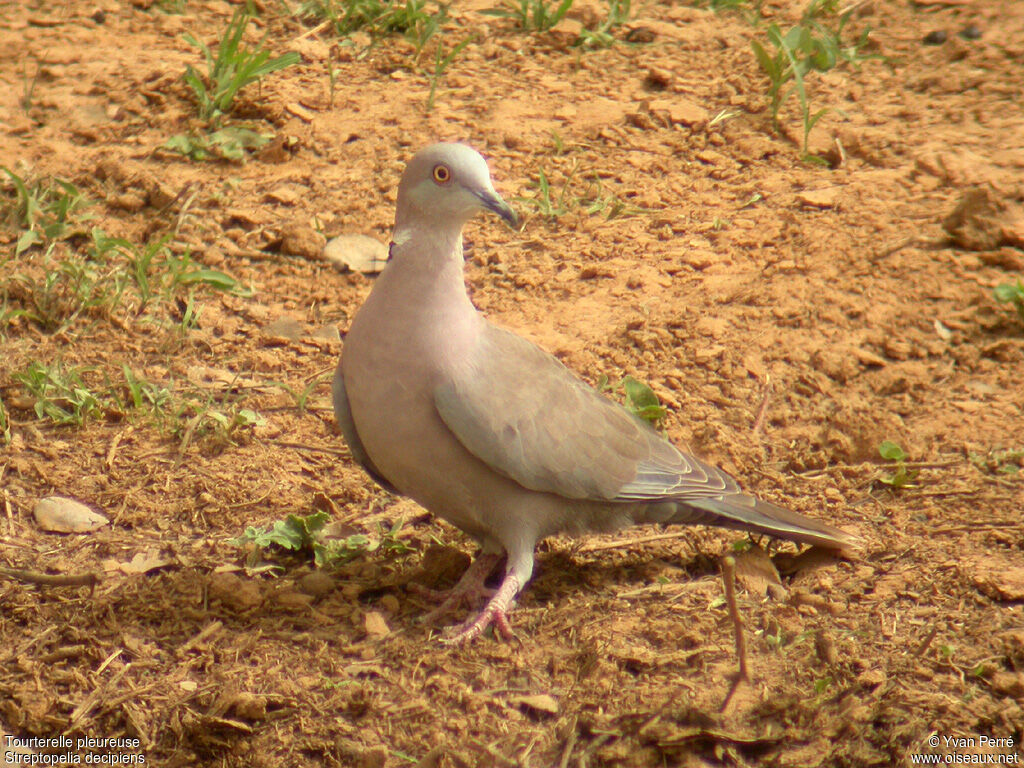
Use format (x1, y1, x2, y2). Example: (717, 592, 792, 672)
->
(442, 569, 520, 645)
(411, 551, 503, 623)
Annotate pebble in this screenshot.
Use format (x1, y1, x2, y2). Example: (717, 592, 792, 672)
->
(958, 24, 982, 41)
(923, 30, 947, 45)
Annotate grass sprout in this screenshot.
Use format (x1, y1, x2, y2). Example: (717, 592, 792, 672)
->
(994, 279, 1024, 325)
(182, 8, 300, 126)
(482, 0, 574, 32)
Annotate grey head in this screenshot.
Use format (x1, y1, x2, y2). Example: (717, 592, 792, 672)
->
(394, 142, 518, 234)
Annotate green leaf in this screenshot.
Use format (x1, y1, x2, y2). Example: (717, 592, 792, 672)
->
(176, 268, 239, 290)
(878, 440, 907, 461)
(994, 282, 1024, 303)
(16, 229, 41, 256)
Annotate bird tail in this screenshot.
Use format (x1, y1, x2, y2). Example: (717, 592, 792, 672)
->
(660, 494, 858, 552)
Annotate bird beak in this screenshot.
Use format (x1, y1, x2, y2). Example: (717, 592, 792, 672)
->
(475, 188, 519, 229)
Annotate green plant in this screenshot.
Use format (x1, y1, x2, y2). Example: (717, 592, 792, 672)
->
(275, 372, 333, 414)
(182, 8, 300, 126)
(0, 393, 10, 446)
(2, 227, 248, 334)
(994, 279, 1024, 324)
(483, 0, 574, 32)
(517, 168, 571, 220)
(516, 165, 647, 223)
(164, 127, 270, 162)
(5, 244, 125, 332)
(599, 375, 667, 428)
(21, 56, 43, 112)
(969, 447, 1023, 476)
(117, 365, 173, 415)
(576, 0, 631, 48)
(2, 167, 92, 255)
(750, 0, 873, 159)
(426, 35, 472, 110)
(406, 3, 447, 63)
(702, 0, 762, 24)
(231, 512, 412, 570)
(621, 376, 667, 426)
(578, 174, 649, 219)
(14, 361, 104, 427)
(302, 0, 435, 40)
(878, 440, 918, 490)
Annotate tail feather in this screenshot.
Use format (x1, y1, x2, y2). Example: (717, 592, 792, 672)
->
(671, 494, 858, 551)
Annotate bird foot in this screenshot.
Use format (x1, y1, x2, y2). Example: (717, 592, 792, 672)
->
(440, 571, 521, 646)
(410, 552, 502, 624)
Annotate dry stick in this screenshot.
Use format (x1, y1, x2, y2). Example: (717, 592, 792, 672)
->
(0, 566, 99, 592)
(558, 716, 579, 768)
(914, 625, 940, 657)
(578, 530, 692, 553)
(719, 556, 749, 713)
(751, 375, 772, 437)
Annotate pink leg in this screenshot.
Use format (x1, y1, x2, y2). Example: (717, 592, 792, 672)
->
(410, 552, 503, 623)
(441, 570, 521, 646)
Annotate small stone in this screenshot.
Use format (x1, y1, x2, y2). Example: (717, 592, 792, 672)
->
(208, 572, 263, 612)
(625, 27, 655, 43)
(298, 570, 336, 598)
(645, 67, 673, 89)
(943, 186, 1024, 251)
(261, 316, 304, 343)
(364, 610, 390, 637)
(323, 234, 389, 274)
(279, 223, 326, 260)
(796, 188, 840, 209)
(923, 30, 947, 45)
(989, 672, 1024, 699)
(648, 97, 708, 127)
(509, 693, 559, 716)
(973, 566, 1024, 602)
(33, 496, 108, 533)
(958, 24, 982, 41)
(308, 324, 341, 343)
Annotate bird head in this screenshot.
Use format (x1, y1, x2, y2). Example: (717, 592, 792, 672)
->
(395, 143, 518, 234)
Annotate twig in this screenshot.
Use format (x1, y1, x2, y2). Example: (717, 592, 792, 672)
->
(294, 18, 331, 41)
(914, 625, 939, 657)
(751, 374, 772, 436)
(269, 440, 348, 456)
(468, 738, 518, 768)
(871, 236, 918, 262)
(558, 716, 579, 768)
(173, 185, 202, 239)
(579, 530, 695, 553)
(0, 566, 99, 592)
(719, 556, 749, 713)
(930, 521, 1022, 534)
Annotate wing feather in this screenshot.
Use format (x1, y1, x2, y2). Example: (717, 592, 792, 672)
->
(434, 325, 739, 503)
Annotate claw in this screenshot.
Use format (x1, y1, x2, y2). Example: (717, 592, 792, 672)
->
(410, 552, 502, 624)
(440, 571, 521, 645)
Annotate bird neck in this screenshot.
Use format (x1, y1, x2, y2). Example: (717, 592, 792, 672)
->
(385, 223, 472, 307)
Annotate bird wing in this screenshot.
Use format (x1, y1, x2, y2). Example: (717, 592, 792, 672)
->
(433, 324, 740, 503)
(332, 366, 400, 494)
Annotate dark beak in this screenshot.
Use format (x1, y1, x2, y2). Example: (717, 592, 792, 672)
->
(477, 188, 519, 229)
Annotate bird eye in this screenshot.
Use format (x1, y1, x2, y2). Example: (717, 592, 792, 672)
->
(432, 164, 451, 184)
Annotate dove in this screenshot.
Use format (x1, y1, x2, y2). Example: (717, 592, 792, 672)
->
(334, 143, 855, 644)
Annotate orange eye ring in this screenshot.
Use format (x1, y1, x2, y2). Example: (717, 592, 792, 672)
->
(432, 164, 451, 184)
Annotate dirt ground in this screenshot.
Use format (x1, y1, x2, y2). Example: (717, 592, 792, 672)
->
(2, 0, 1024, 765)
